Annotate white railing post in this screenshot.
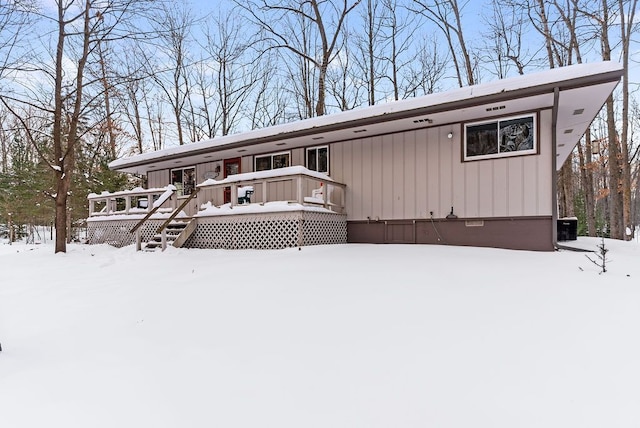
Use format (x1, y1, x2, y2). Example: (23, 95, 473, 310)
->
(296, 175, 303, 204)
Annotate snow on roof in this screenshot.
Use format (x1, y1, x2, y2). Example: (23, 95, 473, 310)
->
(110, 61, 623, 170)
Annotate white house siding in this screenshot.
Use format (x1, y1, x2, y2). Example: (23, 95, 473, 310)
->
(331, 109, 553, 222)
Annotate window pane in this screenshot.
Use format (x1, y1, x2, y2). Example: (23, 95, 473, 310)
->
(307, 148, 317, 171)
(273, 153, 289, 169)
(171, 167, 195, 197)
(183, 168, 195, 195)
(499, 116, 534, 152)
(255, 156, 271, 171)
(171, 169, 184, 196)
(318, 147, 328, 173)
(466, 122, 498, 157)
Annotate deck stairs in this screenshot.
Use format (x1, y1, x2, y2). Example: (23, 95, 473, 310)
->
(143, 219, 196, 252)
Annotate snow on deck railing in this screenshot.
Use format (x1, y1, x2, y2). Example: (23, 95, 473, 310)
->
(197, 166, 333, 187)
(87, 185, 177, 217)
(197, 166, 346, 213)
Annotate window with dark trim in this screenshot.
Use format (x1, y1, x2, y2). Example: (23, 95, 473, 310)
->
(306, 146, 329, 174)
(255, 152, 290, 171)
(170, 166, 196, 197)
(464, 114, 536, 161)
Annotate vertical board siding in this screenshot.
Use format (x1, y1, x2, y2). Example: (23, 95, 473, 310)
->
(338, 113, 552, 222)
(361, 137, 373, 219)
(465, 159, 481, 217)
(403, 132, 417, 218)
(392, 133, 405, 218)
(438, 128, 453, 218)
(148, 170, 168, 189)
(507, 157, 525, 216)
(415, 128, 428, 219)
(371, 136, 384, 219)
(143, 109, 553, 222)
(292, 148, 304, 167)
(478, 161, 495, 217)
(535, 109, 553, 214)
(381, 134, 394, 219)
(426, 128, 441, 216)
(450, 132, 466, 218)
(351, 139, 363, 220)
(492, 159, 508, 217)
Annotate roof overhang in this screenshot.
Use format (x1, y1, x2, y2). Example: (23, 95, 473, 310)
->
(110, 62, 623, 175)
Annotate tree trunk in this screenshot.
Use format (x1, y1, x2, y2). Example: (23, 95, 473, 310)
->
(605, 95, 623, 239)
(580, 128, 597, 236)
(618, 0, 636, 239)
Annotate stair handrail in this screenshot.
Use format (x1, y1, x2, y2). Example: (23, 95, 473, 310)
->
(156, 187, 200, 234)
(130, 186, 177, 234)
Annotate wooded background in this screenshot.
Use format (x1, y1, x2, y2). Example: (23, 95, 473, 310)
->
(0, 0, 637, 252)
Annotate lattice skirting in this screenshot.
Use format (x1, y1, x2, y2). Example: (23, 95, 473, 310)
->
(87, 219, 164, 248)
(186, 211, 347, 250)
(86, 211, 347, 250)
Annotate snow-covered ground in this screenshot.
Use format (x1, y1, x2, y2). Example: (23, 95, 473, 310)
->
(0, 237, 638, 428)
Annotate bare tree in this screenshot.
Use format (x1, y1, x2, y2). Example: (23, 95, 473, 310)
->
(196, 13, 263, 137)
(401, 34, 448, 97)
(352, 0, 385, 105)
(119, 47, 147, 154)
(411, 0, 476, 86)
(236, 0, 360, 117)
(326, 34, 365, 110)
(617, 0, 638, 238)
(481, 0, 541, 78)
(0, 0, 153, 252)
(145, 1, 195, 145)
(378, 0, 420, 100)
(250, 51, 289, 128)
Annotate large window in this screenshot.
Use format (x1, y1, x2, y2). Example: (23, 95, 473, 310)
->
(255, 152, 290, 171)
(306, 146, 329, 174)
(171, 166, 196, 197)
(464, 114, 536, 161)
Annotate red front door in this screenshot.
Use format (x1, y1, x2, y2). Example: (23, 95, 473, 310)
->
(223, 158, 241, 204)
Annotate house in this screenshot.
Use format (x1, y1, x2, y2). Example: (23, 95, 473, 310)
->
(88, 61, 623, 251)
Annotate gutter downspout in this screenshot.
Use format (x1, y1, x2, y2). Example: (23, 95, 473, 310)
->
(551, 87, 560, 249)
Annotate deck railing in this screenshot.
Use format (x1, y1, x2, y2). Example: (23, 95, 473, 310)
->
(87, 186, 178, 217)
(196, 166, 346, 213)
(87, 167, 347, 219)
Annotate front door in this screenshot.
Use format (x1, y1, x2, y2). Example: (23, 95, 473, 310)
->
(223, 158, 241, 204)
